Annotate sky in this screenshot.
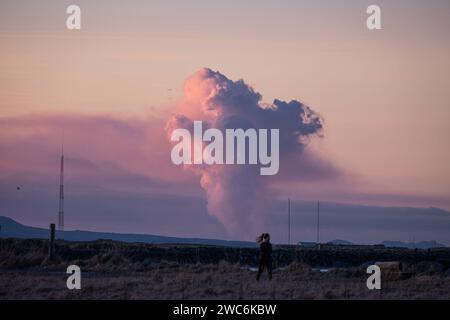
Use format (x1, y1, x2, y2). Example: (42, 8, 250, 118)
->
(0, 0, 449, 243)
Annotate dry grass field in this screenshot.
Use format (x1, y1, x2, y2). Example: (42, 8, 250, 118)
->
(1, 239, 449, 300)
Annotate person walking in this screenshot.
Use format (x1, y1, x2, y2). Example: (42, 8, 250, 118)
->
(256, 233, 272, 280)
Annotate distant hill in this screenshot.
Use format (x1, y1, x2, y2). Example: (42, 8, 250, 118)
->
(327, 239, 354, 246)
(326, 239, 446, 249)
(0, 216, 256, 247)
(381, 240, 446, 249)
(1, 216, 446, 249)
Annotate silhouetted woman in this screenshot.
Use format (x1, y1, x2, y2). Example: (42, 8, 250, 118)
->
(256, 233, 272, 280)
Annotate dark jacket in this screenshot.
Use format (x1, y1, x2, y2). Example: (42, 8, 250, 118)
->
(259, 241, 272, 261)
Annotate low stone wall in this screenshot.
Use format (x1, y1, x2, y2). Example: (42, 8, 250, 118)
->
(1, 238, 449, 269)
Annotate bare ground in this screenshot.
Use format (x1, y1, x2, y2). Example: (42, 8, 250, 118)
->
(1, 262, 449, 300)
(1, 239, 449, 299)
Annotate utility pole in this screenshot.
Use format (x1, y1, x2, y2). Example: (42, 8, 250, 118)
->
(49, 223, 55, 260)
(288, 198, 291, 245)
(316, 201, 320, 246)
(58, 144, 64, 231)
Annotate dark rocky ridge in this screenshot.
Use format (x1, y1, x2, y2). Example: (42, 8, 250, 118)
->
(1, 238, 450, 270)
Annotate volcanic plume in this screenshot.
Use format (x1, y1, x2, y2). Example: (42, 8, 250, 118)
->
(167, 68, 325, 237)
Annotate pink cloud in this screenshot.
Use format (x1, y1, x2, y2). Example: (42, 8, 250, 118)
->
(166, 68, 339, 236)
(0, 113, 198, 195)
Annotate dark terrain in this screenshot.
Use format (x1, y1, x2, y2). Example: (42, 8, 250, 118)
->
(0, 238, 449, 299)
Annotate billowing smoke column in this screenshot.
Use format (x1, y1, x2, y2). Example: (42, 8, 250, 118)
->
(167, 68, 323, 237)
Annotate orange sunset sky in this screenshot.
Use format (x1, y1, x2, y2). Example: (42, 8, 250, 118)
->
(0, 0, 449, 242)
